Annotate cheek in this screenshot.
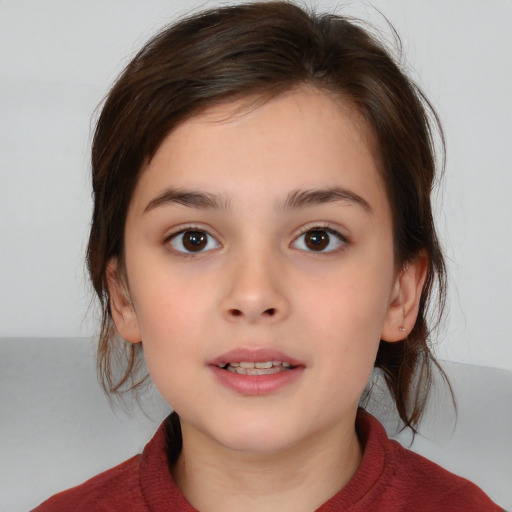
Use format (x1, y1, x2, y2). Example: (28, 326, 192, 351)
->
(136, 287, 204, 353)
(130, 258, 210, 335)
(131, 273, 217, 394)
(139, 310, 198, 411)
(302, 259, 393, 382)
(308, 264, 392, 337)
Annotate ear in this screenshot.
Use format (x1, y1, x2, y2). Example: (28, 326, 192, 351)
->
(106, 258, 142, 344)
(381, 251, 428, 342)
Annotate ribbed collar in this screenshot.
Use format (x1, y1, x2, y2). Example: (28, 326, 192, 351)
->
(138, 409, 391, 511)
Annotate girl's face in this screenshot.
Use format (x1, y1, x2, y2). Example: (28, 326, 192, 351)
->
(110, 88, 420, 455)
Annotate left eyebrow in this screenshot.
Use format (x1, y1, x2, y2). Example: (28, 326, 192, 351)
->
(143, 188, 231, 213)
(281, 187, 372, 213)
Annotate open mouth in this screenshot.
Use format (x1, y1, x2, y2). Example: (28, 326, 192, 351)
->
(217, 361, 294, 375)
(210, 352, 304, 394)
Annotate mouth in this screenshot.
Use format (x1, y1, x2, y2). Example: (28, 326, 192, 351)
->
(217, 360, 294, 375)
(209, 347, 303, 372)
(208, 348, 305, 395)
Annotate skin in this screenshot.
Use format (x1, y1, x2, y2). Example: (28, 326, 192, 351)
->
(108, 87, 427, 512)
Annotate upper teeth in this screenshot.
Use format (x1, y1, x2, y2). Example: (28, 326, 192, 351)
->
(220, 361, 291, 369)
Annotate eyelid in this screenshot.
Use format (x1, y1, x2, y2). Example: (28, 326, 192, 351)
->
(293, 222, 348, 240)
(290, 222, 349, 252)
(164, 223, 218, 239)
(164, 224, 222, 254)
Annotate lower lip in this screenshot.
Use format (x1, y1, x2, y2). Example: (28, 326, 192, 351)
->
(209, 365, 305, 396)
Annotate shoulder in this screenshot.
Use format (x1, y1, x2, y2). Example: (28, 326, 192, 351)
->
(342, 410, 503, 511)
(32, 416, 192, 512)
(387, 440, 503, 511)
(31, 417, 172, 512)
(32, 455, 144, 512)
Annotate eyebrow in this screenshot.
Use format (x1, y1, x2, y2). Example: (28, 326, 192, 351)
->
(144, 188, 231, 213)
(143, 186, 372, 214)
(282, 187, 372, 213)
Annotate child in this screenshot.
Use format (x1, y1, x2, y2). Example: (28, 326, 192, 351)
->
(34, 2, 502, 510)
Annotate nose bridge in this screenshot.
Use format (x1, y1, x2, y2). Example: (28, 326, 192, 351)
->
(221, 237, 289, 323)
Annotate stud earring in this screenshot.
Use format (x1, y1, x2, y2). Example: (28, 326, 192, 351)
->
(399, 326, 407, 333)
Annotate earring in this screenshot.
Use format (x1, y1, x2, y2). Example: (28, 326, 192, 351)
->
(399, 326, 407, 333)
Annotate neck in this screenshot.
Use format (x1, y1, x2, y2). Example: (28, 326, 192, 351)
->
(171, 411, 362, 512)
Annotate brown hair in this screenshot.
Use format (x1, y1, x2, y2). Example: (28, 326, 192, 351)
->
(87, 1, 448, 430)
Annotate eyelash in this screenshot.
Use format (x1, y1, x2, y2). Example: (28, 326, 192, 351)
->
(165, 225, 221, 255)
(291, 224, 349, 254)
(164, 223, 349, 255)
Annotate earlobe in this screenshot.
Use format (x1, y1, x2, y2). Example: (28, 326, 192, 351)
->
(106, 259, 142, 344)
(381, 251, 428, 342)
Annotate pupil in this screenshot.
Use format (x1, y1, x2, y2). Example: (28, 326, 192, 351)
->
(183, 231, 207, 251)
(305, 230, 329, 251)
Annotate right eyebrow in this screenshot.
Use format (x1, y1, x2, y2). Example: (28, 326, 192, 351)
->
(143, 188, 231, 213)
(281, 187, 372, 213)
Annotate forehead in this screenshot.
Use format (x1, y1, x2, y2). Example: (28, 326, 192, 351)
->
(131, 87, 387, 214)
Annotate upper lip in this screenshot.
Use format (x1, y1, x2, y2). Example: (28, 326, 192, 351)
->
(208, 348, 304, 367)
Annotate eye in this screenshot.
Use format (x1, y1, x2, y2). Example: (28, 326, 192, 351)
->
(168, 230, 220, 253)
(292, 227, 346, 253)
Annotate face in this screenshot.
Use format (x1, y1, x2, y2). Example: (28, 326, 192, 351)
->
(111, 88, 417, 455)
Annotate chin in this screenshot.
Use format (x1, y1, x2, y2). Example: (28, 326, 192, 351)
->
(210, 414, 307, 455)
(220, 431, 299, 455)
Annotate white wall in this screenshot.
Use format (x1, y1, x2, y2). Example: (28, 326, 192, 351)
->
(1, 0, 511, 370)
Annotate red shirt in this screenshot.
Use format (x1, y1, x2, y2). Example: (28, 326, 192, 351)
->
(33, 410, 502, 511)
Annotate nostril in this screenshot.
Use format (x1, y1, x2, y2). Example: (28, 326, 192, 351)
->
(228, 308, 276, 317)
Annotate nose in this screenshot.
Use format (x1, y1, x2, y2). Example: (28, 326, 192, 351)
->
(220, 249, 290, 324)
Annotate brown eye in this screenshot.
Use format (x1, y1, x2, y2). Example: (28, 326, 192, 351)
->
(292, 227, 346, 253)
(305, 230, 329, 251)
(169, 230, 219, 253)
(183, 231, 207, 251)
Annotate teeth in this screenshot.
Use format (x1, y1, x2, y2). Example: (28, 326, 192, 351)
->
(221, 361, 294, 375)
(229, 366, 284, 375)
(255, 361, 273, 369)
(228, 361, 291, 368)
